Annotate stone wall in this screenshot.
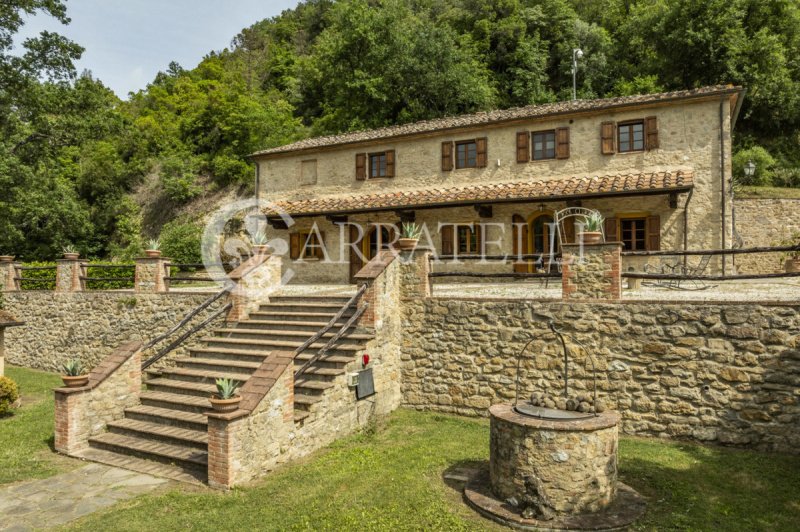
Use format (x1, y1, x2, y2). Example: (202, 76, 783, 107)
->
(734, 198, 800, 273)
(401, 297, 800, 453)
(2, 291, 225, 372)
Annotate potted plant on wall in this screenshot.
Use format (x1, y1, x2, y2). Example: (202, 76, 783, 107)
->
(779, 232, 800, 273)
(578, 212, 604, 245)
(251, 231, 271, 255)
(210, 377, 241, 412)
(61, 360, 89, 388)
(397, 222, 423, 251)
(62, 244, 79, 260)
(145, 238, 161, 258)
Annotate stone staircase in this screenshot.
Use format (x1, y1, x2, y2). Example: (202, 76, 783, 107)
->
(78, 294, 371, 484)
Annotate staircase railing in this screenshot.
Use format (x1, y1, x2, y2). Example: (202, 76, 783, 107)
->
(293, 284, 367, 379)
(141, 284, 233, 371)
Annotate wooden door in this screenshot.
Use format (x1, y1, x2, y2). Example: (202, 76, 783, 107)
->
(512, 214, 529, 273)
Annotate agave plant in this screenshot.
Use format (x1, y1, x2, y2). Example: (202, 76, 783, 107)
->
(581, 212, 604, 232)
(215, 377, 240, 399)
(251, 230, 269, 246)
(146, 238, 161, 251)
(62, 244, 78, 255)
(401, 222, 422, 240)
(62, 360, 85, 376)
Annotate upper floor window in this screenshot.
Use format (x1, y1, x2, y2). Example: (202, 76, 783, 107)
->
(356, 150, 395, 180)
(442, 138, 487, 171)
(617, 121, 644, 153)
(370, 152, 387, 178)
(532, 131, 556, 160)
(456, 141, 478, 168)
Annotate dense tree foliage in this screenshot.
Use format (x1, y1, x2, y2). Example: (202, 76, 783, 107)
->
(3, 0, 800, 259)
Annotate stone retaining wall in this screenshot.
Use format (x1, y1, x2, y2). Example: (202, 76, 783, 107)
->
(401, 298, 800, 453)
(734, 198, 800, 273)
(2, 291, 225, 372)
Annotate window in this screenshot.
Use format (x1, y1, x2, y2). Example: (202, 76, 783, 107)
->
(617, 121, 645, 153)
(620, 218, 646, 250)
(457, 224, 482, 254)
(300, 159, 317, 186)
(290, 232, 325, 260)
(456, 141, 477, 169)
(532, 131, 556, 160)
(369, 153, 387, 178)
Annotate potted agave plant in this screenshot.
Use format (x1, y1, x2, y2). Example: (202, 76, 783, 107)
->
(145, 238, 161, 258)
(61, 360, 89, 388)
(779, 232, 800, 273)
(62, 244, 80, 260)
(397, 222, 422, 251)
(578, 212, 604, 245)
(210, 377, 241, 412)
(251, 230, 271, 255)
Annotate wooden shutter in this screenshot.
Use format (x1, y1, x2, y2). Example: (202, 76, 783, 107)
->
(441, 225, 454, 255)
(441, 142, 454, 171)
(290, 233, 301, 260)
(555, 127, 570, 159)
(600, 121, 616, 154)
(645, 116, 659, 150)
(385, 150, 395, 177)
(512, 214, 528, 272)
(516, 132, 530, 163)
(314, 232, 325, 259)
(473, 224, 483, 254)
(564, 217, 576, 244)
(355, 153, 366, 180)
(604, 217, 618, 242)
(476, 137, 488, 168)
(646, 215, 661, 250)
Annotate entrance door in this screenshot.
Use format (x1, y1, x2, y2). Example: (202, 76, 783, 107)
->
(512, 212, 558, 273)
(348, 224, 396, 283)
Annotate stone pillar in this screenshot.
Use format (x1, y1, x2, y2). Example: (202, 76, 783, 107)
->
(399, 250, 431, 300)
(134, 256, 169, 293)
(561, 242, 622, 300)
(226, 253, 282, 322)
(55, 259, 83, 292)
(0, 259, 18, 292)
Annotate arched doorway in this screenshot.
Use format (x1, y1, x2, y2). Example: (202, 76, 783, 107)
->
(512, 212, 559, 273)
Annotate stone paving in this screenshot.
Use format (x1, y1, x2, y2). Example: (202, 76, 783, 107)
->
(0, 463, 169, 531)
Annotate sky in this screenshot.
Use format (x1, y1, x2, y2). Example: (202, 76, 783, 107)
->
(17, 0, 301, 98)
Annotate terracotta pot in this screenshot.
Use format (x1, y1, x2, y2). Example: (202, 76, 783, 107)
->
(209, 395, 242, 413)
(252, 244, 271, 255)
(785, 257, 800, 273)
(396, 238, 419, 251)
(63, 253, 79, 260)
(61, 375, 89, 388)
(145, 250, 162, 258)
(0, 255, 14, 262)
(579, 231, 603, 245)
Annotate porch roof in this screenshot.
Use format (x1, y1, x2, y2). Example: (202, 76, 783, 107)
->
(265, 170, 693, 217)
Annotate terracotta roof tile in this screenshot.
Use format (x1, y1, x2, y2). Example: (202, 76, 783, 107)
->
(265, 170, 693, 217)
(252, 86, 742, 158)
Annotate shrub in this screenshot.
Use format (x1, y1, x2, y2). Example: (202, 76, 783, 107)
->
(17, 261, 57, 291)
(160, 153, 203, 202)
(771, 167, 800, 188)
(211, 154, 251, 185)
(733, 146, 776, 187)
(0, 376, 20, 415)
(160, 221, 203, 268)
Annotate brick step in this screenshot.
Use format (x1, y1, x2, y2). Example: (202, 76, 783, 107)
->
(188, 347, 275, 362)
(233, 319, 348, 332)
(75, 447, 206, 485)
(177, 356, 263, 373)
(294, 352, 354, 365)
(213, 327, 372, 343)
(145, 377, 216, 398)
(258, 302, 355, 313)
(152, 366, 253, 385)
(248, 311, 353, 322)
(295, 379, 334, 391)
(89, 432, 208, 469)
(269, 295, 354, 305)
(201, 336, 366, 352)
(107, 418, 207, 449)
(299, 366, 345, 377)
(125, 404, 208, 431)
(139, 390, 212, 414)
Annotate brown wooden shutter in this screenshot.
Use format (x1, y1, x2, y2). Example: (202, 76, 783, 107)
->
(290, 233, 301, 259)
(604, 217, 618, 242)
(385, 150, 395, 177)
(600, 122, 616, 154)
(646, 215, 661, 250)
(516, 132, 530, 163)
(441, 225, 454, 255)
(555, 127, 570, 159)
(512, 214, 528, 272)
(441, 142, 454, 171)
(476, 137, 488, 167)
(314, 232, 325, 259)
(355, 153, 366, 180)
(474, 224, 483, 254)
(645, 116, 659, 150)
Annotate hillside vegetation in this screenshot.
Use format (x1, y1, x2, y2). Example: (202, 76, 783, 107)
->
(3, 0, 800, 261)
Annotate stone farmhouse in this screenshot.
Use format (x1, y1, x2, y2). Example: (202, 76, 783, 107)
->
(252, 85, 745, 282)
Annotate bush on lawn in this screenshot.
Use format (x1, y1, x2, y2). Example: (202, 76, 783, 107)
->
(0, 376, 20, 415)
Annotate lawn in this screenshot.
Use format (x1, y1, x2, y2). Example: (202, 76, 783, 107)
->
(0, 366, 77, 485)
(738, 185, 800, 199)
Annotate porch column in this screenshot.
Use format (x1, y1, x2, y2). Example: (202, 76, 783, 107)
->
(55, 259, 83, 292)
(134, 256, 169, 293)
(561, 242, 622, 300)
(0, 258, 18, 292)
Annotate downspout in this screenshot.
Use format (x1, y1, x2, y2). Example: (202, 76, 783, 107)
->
(254, 160, 261, 202)
(683, 188, 693, 270)
(719, 100, 727, 275)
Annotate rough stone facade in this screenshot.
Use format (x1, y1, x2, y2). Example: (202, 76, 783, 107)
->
(562, 243, 622, 300)
(134, 257, 169, 293)
(3, 291, 225, 372)
(401, 297, 800, 453)
(55, 260, 82, 292)
(734, 198, 800, 273)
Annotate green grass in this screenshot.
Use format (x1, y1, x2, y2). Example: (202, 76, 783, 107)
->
(65, 409, 800, 532)
(738, 185, 800, 199)
(0, 366, 77, 485)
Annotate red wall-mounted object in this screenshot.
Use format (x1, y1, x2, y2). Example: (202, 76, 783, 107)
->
(362, 354, 370, 367)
